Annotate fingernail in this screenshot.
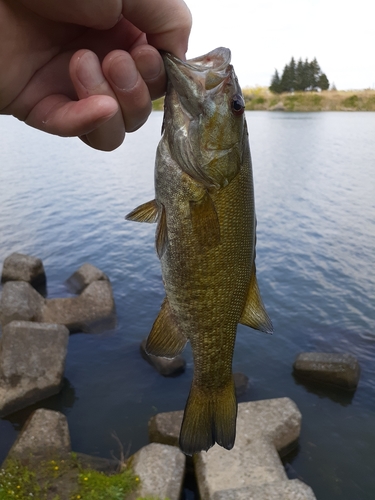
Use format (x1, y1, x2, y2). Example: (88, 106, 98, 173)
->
(136, 51, 163, 82)
(77, 52, 105, 90)
(108, 55, 138, 91)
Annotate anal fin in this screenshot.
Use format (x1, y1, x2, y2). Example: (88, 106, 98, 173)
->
(146, 297, 187, 358)
(125, 199, 159, 223)
(240, 265, 273, 333)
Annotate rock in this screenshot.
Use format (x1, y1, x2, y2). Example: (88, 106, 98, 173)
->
(0, 321, 69, 417)
(128, 443, 185, 500)
(66, 263, 109, 294)
(149, 398, 316, 500)
(41, 280, 116, 333)
(211, 480, 317, 499)
(0, 281, 45, 327)
(7, 409, 71, 462)
(1, 252, 46, 289)
(149, 410, 183, 447)
(293, 352, 360, 391)
(234, 372, 249, 396)
(140, 338, 186, 377)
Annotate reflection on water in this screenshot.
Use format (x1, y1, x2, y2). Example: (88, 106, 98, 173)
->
(0, 112, 374, 499)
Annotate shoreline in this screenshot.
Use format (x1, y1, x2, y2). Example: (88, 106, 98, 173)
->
(153, 89, 375, 112)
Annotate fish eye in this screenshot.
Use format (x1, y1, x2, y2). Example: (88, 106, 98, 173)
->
(231, 95, 245, 116)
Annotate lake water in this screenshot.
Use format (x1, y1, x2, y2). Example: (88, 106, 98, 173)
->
(0, 111, 374, 499)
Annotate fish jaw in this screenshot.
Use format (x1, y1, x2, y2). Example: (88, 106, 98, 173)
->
(162, 48, 246, 189)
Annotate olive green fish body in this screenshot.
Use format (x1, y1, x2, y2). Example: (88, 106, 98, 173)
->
(126, 48, 272, 455)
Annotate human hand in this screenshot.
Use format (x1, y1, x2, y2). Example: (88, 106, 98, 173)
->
(0, 0, 191, 150)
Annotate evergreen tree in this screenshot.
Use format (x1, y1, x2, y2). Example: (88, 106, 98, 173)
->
(318, 73, 329, 90)
(294, 58, 305, 91)
(309, 58, 321, 90)
(269, 57, 330, 93)
(280, 62, 294, 92)
(269, 69, 282, 93)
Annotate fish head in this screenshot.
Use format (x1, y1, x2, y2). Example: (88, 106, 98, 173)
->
(163, 47, 247, 189)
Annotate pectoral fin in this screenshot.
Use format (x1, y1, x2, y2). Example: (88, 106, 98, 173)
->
(155, 203, 168, 258)
(125, 199, 159, 223)
(146, 297, 187, 358)
(190, 192, 220, 251)
(240, 265, 273, 333)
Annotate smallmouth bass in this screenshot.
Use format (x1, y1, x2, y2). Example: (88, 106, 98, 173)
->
(126, 47, 273, 455)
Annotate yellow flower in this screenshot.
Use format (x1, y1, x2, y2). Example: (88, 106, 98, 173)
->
(84, 477, 88, 481)
(54, 466, 59, 470)
(135, 476, 140, 482)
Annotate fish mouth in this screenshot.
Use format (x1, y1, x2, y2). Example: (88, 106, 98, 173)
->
(163, 47, 232, 94)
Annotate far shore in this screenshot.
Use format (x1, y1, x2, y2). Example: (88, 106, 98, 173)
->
(152, 89, 375, 112)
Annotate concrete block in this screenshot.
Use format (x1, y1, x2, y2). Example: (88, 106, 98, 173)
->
(293, 352, 360, 390)
(0, 281, 44, 327)
(66, 263, 109, 294)
(140, 339, 186, 377)
(41, 280, 116, 333)
(194, 398, 313, 499)
(0, 321, 69, 416)
(212, 479, 316, 499)
(148, 398, 316, 500)
(1, 252, 46, 288)
(128, 442, 185, 500)
(7, 409, 71, 462)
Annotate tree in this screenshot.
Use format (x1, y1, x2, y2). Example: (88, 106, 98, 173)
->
(318, 73, 330, 91)
(269, 69, 282, 93)
(270, 57, 330, 93)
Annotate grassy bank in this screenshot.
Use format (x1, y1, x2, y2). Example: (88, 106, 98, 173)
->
(152, 89, 375, 112)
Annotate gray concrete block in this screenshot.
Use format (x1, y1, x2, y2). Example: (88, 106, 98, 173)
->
(41, 280, 116, 333)
(0, 321, 69, 416)
(1, 253, 46, 288)
(128, 442, 185, 500)
(66, 263, 109, 294)
(148, 409, 183, 447)
(293, 352, 360, 390)
(212, 479, 316, 499)
(140, 338, 186, 377)
(7, 409, 71, 462)
(194, 398, 315, 500)
(0, 281, 45, 327)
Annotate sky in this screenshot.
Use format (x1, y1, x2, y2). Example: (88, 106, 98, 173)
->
(184, 0, 375, 90)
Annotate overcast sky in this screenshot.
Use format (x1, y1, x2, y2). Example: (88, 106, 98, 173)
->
(184, 0, 375, 90)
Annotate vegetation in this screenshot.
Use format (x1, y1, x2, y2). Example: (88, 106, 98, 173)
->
(241, 87, 375, 112)
(152, 89, 375, 112)
(0, 454, 165, 500)
(270, 57, 329, 93)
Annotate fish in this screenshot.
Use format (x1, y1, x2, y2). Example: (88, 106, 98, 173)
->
(126, 47, 273, 456)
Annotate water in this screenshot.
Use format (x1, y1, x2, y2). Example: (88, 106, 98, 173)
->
(0, 111, 374, 499)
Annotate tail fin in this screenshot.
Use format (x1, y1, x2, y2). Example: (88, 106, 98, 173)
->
(179, 378, 237, 456)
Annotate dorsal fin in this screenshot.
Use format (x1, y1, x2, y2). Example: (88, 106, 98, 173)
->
(240, 265, 273, 333)
(146, 297, 187, 358)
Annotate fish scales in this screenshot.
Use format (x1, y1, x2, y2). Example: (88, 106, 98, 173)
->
(126, 47, 273, 455)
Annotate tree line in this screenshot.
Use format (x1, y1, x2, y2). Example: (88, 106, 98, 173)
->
(270, 57, 329, 93)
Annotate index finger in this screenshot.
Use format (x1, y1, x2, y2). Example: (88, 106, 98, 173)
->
(122, 0, 192, 59)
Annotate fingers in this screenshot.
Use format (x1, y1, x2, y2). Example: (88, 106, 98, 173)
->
(70, 50, 125, 150)
(25, 93, 119, 138)
(101, 50, 152, 133)
(122, 0, 192, 59)
(18, 47, 164, 151)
